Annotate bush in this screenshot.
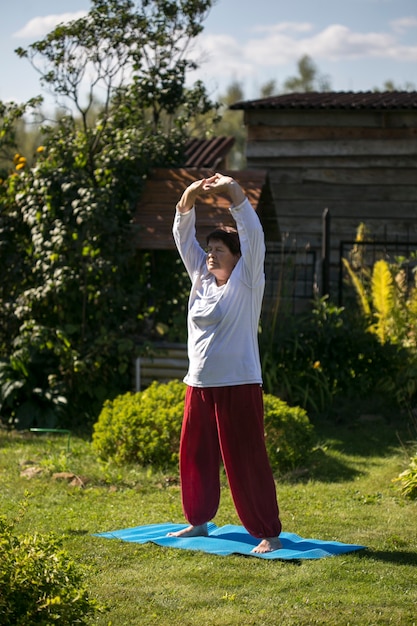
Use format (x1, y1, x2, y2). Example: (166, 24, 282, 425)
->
(263, 393, 315, 473)
(0, 514, 102, 625)
(261, 296, 404, 420)
(92, 380, 186, 468)
(92, 381, 315, 474)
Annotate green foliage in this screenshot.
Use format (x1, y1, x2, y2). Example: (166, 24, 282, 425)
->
(260, 226, 417, 421)
(342, 246, 417, 411)
(0, 324, 68, 429)
(136, 251, 190, 343)
(394, 454, 417, 499)
(1, 0, 217, 429)
(92, 380, 186, 468)
(343, 245, 417, 350)
(341, 257, 371, 317)
(371, 259, 395, 344)
(0, 99, 42, 168)
(0, 508, 102, 625)
(92, 380, 315, 474)
(283, 54, 332, 92)
(261, 296, 402, 419)
(263, 393, 315, 473)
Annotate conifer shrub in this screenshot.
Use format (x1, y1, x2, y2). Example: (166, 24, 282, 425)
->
(0, 515, 102, 624)
(92, 380, 315, 474)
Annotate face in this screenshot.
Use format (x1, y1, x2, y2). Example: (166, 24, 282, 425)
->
(206, 238, 240, 285)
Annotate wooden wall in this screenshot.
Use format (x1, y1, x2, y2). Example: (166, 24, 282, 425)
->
(244, 108, 417, 302)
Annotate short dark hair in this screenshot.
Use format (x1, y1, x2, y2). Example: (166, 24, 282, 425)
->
(206, 228, 241, 255)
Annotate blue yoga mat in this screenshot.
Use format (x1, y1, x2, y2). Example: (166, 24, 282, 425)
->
(94, 523, 366, 560)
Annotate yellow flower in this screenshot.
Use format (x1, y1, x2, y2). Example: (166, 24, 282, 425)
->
(313, 361, 321, 369)
(13, 153, 22, 165)
(36, 145, 45, 153)
(15, 162, 26, 171)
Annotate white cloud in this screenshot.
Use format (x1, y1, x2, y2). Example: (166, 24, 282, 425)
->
(252, 22, 314, 35)
(193, 19, 417, 81)
(390, 16, 417, 33)
(302, 25, 397, 60)
(191, 34, 254, 78)
(13, 12, 87, 39)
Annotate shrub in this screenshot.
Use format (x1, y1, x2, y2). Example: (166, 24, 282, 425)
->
(261, 295, 403, 420)
(92, 380, 186, 468)
(92, 381, 315, 474)
(0, 514, 102, 625)
(263, 393, 315, 473)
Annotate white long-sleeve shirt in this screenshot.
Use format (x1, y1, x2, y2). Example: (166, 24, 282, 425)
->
(172, 198, 265, 387)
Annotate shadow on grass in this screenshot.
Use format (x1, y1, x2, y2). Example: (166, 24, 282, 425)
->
(281, 448, 363, 484)
(282, 419, 413, 484)
(356, 548, 417, 567)
(313, 419, 406, 457)
(308, 448, 363, 483)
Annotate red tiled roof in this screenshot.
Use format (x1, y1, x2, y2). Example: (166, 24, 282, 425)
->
(184, 136, 235, 168)
(230, 91, 417, 111)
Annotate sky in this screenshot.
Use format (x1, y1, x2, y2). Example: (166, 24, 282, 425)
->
(1, 0, 416, 110)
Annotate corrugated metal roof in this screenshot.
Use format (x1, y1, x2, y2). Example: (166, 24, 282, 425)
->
(184, 136, 235, 168)
(134, 168, 267, 250)
(230, 91, 417, 111)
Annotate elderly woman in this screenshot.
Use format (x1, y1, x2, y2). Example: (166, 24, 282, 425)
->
(170, 173, 282, 553)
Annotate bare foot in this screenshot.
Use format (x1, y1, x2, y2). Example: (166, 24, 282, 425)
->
(167, 523, 208, 538)
(251, 537, 282, 554)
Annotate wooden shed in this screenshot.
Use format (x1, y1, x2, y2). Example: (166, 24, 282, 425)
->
(230, 91, 417, 305)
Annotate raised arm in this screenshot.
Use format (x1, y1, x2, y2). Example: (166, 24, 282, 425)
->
(199, 173, 246, 206)
(176, 179, 208, 213)
(176, 173, 246, 212)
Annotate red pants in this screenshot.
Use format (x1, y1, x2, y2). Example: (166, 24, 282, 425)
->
(179, 384, 282, 539)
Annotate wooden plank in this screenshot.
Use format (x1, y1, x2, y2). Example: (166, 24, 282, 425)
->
(244, 110, 417, 128)
(268, 167, 417, 186)
(275, 216, 417, 245)
(248, 126, 417, 142)
(270, 183, 417, 202)
(246, 139, 417, 158)
(271, 199, 417, 217)
(246, 155, 417, 168)
(135, 345, 189, 390)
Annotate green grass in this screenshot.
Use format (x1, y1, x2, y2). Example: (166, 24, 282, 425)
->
(1, 419, 417, 626)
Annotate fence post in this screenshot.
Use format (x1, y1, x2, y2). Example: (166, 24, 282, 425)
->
(321, 208, 330, 296)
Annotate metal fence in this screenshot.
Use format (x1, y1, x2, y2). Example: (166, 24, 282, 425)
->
(264, 241, 317, 315)
(338, 239, 417, 306)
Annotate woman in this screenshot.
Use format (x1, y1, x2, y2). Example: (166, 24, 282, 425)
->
(171, 172, 282, 553)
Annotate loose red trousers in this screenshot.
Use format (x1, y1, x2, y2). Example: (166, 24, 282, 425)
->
(179, 384, 282, 539)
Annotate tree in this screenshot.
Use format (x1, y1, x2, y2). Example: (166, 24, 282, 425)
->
(0, 99, 42, 174)
(15, 0, 216, 180)
(260, 80, 278, 98)
(0, 0, 217, 430)
(283, 55, 331, 93)
(374, 79, 416, 92)
(214, 81, 246, 169)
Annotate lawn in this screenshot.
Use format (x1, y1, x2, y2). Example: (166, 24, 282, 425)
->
(1, 418, 416, 625)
